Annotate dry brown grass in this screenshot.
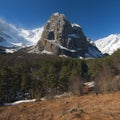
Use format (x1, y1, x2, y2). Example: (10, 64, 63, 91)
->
(0, 92, 120, 120)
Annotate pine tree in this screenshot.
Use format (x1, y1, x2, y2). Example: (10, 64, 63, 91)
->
(59, 66, 70, 92)
(45, 66, 57, 95)
(21, 73, 32, 98)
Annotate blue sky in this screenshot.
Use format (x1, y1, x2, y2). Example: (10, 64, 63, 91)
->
(0, 0, 120, 40)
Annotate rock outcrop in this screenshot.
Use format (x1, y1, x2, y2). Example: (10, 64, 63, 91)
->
(30, 13, 103, 58)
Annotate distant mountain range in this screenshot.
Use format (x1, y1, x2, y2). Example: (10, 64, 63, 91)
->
(0, 13, 119, 57)
(0, 19, 43, 53)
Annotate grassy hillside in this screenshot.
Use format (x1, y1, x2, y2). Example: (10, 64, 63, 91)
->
(0, 92, 120, 120)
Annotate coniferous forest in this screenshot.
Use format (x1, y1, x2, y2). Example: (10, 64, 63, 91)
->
(0, 50, 120, 104)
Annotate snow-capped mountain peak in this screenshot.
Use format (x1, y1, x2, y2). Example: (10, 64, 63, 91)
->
(0, 19, 43, 52)
(95, 34, 120, 55)
(19, 27, 44, 44)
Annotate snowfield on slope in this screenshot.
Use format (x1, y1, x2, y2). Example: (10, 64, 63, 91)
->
(95, 34, 120, 55)
(0, 19, 43, 49)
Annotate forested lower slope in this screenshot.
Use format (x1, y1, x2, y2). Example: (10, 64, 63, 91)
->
(0, 49, 120, 104)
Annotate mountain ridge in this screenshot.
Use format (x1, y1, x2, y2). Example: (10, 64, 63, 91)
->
(0, 19, 43, 53)
(95, 34, 120, 55)
(0, 13, 119, 57)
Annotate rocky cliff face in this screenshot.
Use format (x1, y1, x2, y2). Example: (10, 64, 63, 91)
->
(29, 13, 103, 58)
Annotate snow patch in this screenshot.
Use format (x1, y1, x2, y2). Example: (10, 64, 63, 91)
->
(41, 49, 54, 55)
(53, 12, 60, 16)
(79, 56, 84, 59)
(59, 45, 77, 52)
(59, 54, 68, 58)
(5, 49, 14, 53)
(46, 39, 77, 52)
(4, 99, 36, 106)
(84, 81, 95, 88)
(72, 23, 81, 28)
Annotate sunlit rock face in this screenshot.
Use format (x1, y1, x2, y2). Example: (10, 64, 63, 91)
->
(30, 13, 103, 58)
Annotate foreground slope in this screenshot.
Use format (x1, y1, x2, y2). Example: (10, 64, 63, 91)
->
(0, 92, 120, 120)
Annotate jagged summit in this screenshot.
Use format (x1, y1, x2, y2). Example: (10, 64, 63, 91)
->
(52, 12, 68, 18)
(29, 13, 103, 58)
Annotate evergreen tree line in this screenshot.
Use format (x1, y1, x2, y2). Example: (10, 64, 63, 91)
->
(88, 49, 120, 93)
(0, 53, 87, 104)
(0, 49, 120, 104)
